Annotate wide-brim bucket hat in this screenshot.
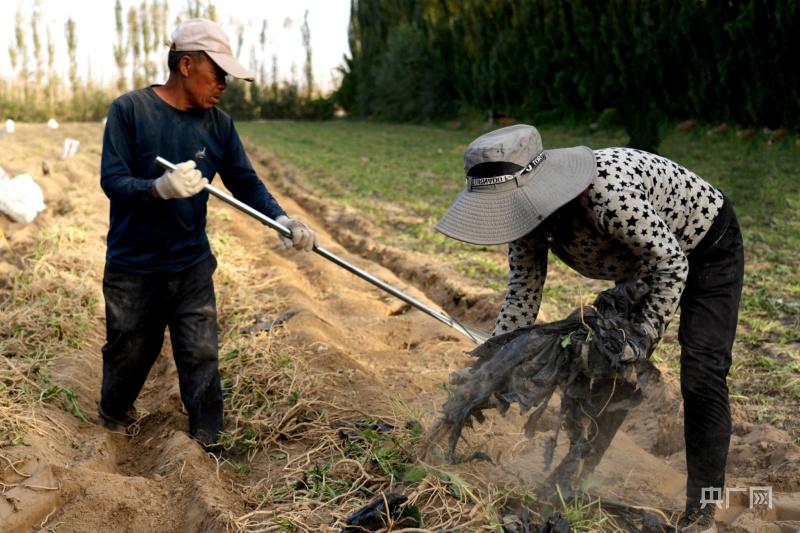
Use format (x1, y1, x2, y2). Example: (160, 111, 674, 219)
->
(435, 124, 596, 245)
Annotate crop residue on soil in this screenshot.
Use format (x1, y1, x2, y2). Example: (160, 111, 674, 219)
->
(0, 123, 799, 531)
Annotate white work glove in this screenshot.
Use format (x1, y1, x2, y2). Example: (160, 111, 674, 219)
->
(153, 160, 208, 199)
(275, 215, 317, 252)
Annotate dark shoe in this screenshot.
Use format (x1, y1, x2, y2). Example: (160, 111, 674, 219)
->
(190, 428, 224, 455)
(98, 406, 137, 431)
(677, 504, 717, 532)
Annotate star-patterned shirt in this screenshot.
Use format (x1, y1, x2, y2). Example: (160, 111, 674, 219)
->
(492, 147, 725, 340)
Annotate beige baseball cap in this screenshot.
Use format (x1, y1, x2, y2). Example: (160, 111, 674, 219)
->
(168, 18, 254, 81)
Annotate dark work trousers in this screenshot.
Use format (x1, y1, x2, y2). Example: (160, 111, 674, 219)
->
(100, 254, 223, 445)
(679, 199, 744, 505)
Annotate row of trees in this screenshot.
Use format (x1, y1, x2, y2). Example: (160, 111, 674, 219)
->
(1, 0, 333, 122)
(338, 0, 799, 151)
(220, 10, 334, 120)
(113, 0, 171, 92)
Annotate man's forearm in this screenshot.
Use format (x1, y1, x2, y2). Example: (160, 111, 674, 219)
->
(101, 173, 158, 206)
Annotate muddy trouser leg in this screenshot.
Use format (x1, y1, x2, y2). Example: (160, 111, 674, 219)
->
(100, 267, 168, 421)
(167, 255, 223, 445)
(679, 213, 744, 505)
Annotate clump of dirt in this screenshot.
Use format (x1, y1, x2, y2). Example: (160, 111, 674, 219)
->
(652, 414, 685, 457)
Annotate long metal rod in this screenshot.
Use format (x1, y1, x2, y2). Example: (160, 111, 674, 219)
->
(155, 156, 489, 344)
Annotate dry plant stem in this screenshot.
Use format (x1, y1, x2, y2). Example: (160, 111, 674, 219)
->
(0, 453, 31, 477)
(1, 482, 20, 492)
(23, 483, 59, 491)
(0, 357, 42, 391)
(596, 376, 618, 417)
(42, 413, 72, 437)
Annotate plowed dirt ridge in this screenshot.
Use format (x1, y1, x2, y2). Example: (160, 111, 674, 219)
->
(1, 124, 798, 532)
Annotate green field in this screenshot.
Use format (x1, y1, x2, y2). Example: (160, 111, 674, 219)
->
(239, 119, 800, 438)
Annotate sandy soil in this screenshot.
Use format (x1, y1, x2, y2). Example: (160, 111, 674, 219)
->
(0, 123, 799, 532)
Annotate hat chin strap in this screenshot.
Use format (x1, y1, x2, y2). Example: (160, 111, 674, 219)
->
(466, 151, 546, 191)
(523, 151, 547, 173)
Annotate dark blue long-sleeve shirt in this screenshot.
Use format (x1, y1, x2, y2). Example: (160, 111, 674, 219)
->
(101, 86, 286, 273)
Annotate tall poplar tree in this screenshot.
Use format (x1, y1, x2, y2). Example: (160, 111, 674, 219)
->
(114, 0, 128, 92)
(65, 18, 78, 96)
(128, 7, 142, 88)
(301, 10, 313, 100)
(32, 4, 44, 105)
(141, 1, 155, 82)
(259, 20, 267, 86)
(46, 27, 56, 113)
(14, 8, 29, 102)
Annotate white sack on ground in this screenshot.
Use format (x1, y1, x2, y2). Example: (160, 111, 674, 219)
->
(4, 119, 15, 133)
(0, 173, 47, 223)
(47, 118, 59, 129)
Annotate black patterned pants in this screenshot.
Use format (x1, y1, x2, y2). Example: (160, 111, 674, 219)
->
(679, 199, 744, 505)
(99, 254, 223, 445)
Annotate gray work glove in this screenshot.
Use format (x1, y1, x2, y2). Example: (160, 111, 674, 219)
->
(275, 215, 317, 252)
(621, 322, 659, 362)
(153, 160, 208, 199)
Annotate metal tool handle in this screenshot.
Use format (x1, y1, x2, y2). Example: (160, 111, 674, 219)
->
(155, 156, 489, 344)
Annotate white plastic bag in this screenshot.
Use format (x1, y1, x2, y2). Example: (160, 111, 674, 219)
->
(60, 138, 80, 160)
(0, 173, 46, 223)
(4, 119, 15, 133)
(47, 118, 59, 129)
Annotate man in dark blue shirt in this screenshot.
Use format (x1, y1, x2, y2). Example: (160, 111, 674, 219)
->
(99, 18, 316, 448)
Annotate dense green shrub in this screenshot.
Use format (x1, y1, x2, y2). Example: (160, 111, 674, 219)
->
(371, 25, 452, 121)
(338, 0, 800, 148)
